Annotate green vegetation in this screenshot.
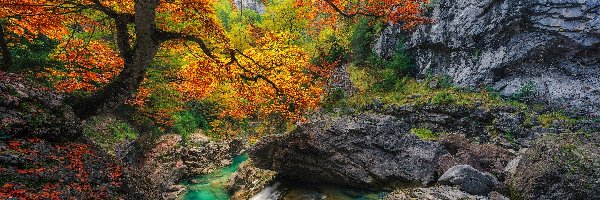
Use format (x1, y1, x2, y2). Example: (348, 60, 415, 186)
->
(83, 115, 138, 156)
(538, 112, 576, 128)
(410, 128, 437, 140)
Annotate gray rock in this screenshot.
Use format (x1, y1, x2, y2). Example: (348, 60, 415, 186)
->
(233, 0, 265, 13)
(503, 148, 527, 177)
(438, 165, 499, 195)
(507, 133, 600, 200)
(384, 185, 488, 200)
(404, 0, 600, 116)
(250, 113, 448, 189)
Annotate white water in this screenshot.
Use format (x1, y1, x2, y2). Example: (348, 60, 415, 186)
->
(250, 182, 282, 200)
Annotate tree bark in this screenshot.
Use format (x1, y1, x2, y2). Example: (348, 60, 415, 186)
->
(72, 0, 161, 119)
(0, 23, 12, 71)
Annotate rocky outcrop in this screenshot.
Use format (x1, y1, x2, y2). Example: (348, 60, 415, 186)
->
(124, 132, 247, 200)
(438, 165, 499, 196)
(0, 72, 81, 141)
(183, 134, 247, 177)
(227, 160, 277, 200)
(250, 113, 448, 189)
(399, 0, 600, 116)
(437, 134, 515, 180)
(233, 0, 265, 14)
(384, 186, 508, 200)
(507, 133, 600, 200)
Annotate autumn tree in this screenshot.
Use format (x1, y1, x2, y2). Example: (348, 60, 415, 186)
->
(0, 0, 430, 120)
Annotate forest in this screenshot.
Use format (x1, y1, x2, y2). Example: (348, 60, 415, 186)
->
(1, 0, 599, 199)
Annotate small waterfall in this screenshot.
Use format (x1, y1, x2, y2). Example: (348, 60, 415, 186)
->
(250, 182, 282, 200)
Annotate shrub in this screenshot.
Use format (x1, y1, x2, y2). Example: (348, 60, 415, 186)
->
(351, 18, 376, 66)
(431, 91, 456, 104)
(512, 81, 537, 103)
(385, 39, 414, 77)
(322, 88, 348, 111)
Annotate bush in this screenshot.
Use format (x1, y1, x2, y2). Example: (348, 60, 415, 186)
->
(172, 101, 218, 141)
(322, 88, 348, 111)
(312, 35, 349, 66)
(385, 39, 414, 77)
(431, 91, 456, 104)
(512, 81, 537, 103)
(351, 18, 376, 66)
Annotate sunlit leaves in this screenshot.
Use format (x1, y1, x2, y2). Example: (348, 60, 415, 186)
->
(177, 31, 331, 121)
(44, 39, 124, 92)
(295, 0, 431, 29)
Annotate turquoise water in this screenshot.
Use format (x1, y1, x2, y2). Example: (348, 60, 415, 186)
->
(183, 154, 387, 200)
(183, 155, 248, 200)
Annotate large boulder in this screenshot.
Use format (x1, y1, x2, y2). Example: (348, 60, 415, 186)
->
(507, 133, 600, 200)
(403, 0, 600, 116)
(250, 113, 448, 189)
(438, 165, 499, 196)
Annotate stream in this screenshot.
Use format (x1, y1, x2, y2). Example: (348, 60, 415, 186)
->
(183, 155, 388, 200)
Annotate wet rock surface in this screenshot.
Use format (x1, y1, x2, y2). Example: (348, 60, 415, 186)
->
(398, 0, 600, 116)
(250, 113, 448, 189)
(507, 133, 600, 200)
(227, 160, 277, 200)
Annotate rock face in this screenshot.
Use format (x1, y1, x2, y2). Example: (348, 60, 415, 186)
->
(507, 133, 600, 200)
(0, 72, 81, 141)
(227, 160, 277, 200)
(233, 0, 265, 13)
(250, 113, 448, 189)
(384, 185, 509, 200)
(437, 134, 514, 180)
(403, 0, 600, 116)
(438, 165, 499, 196)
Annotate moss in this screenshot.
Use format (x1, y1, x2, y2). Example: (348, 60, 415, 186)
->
(538, 112, 576, 128)
(410, 128, 437, 140)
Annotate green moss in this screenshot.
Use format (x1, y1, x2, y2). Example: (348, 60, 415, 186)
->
(410, 128, 437, 140)
(538, 112, 576, 128)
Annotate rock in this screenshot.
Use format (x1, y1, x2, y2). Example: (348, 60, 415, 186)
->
(124, 134, 185, 200)
(162, 184, 186, 200)
(405, 0, 600, 116)
(227, 160, 277, 200)
(507, 133, 600, 200)
(0, 138, 125, 199)
(0, 72, 81, 141)
(250, 113, 448, 189)
(233, 0, 265, 13)
(437, 134, 515, 180)
(438, 165, 499, 195)
(503, 148, 527, 178)
(328, 64, 358, 96)
(384, 185, 487, 200)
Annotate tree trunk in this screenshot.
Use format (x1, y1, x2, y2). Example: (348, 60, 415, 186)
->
(72, 0, 161, 119)
(0, 23, 12, 71)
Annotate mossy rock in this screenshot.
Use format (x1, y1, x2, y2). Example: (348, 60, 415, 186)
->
(508, 133, 600, 200)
